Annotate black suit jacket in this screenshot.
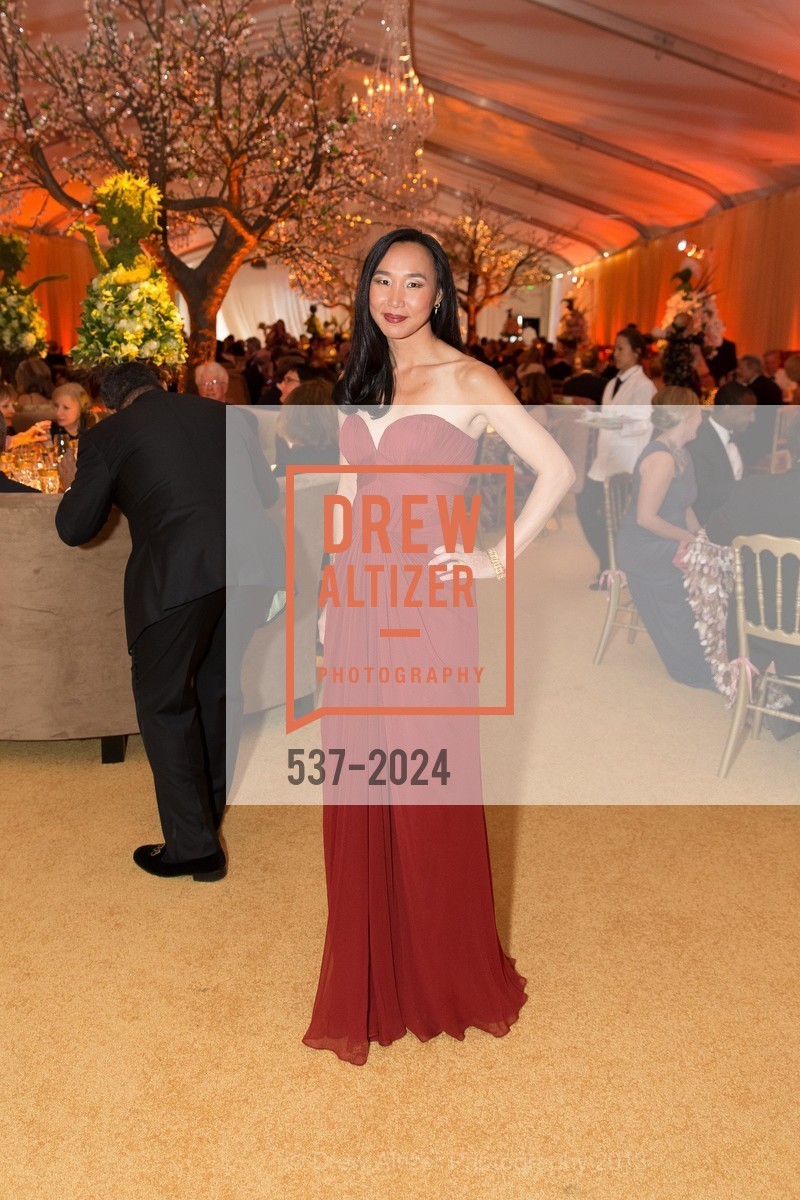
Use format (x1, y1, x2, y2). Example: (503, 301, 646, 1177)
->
(0, 470, 38, 493)
(56, 390, 227, 648)
(561, 372, 605, 403)
(226, 407, 285, 590)
(687, 417, 736, 524)
(748, 375, 783, 407)
(737, 376, 782, 467)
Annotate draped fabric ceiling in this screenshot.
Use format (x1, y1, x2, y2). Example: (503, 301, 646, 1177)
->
(14, 0, 800, 348)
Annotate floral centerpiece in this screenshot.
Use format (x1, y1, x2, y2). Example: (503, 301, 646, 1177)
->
(557, 295, 589, 349)
(0, 233, 50, 369)
(72, 173, 186, 368)
(655, 257, 726, 390)
(657, 258, 726, 351)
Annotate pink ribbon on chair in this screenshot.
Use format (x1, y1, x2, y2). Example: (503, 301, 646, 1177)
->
(598, 569, 627, 590)
(728, 657, 760, 702)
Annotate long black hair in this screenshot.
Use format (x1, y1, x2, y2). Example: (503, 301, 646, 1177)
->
(334, 228, 463, 416)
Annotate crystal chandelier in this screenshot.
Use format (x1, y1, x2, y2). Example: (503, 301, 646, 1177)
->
(352, 0, 435, 195)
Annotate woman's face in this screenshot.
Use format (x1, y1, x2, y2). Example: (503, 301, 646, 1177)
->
(0, 395, 16, 420)
(369, 242, 441, 343)
(54, 394, 82, 432)
(278, 369, 301, 402)
(613, 335, 639, 373)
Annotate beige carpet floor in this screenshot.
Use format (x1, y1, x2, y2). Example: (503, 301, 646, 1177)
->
(2, 508, 798, 1200)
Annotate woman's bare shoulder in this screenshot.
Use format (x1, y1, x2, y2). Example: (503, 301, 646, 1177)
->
(453, 355, 519, 408)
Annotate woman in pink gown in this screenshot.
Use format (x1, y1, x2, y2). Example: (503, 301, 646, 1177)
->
(303, 229, 574, 1064)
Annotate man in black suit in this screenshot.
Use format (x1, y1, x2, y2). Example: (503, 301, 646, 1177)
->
(56, 364, 230, 881)
(735, 355, 783, 467)
(706, 417, 800, 738)
(562, 346, 606, 403)
(687, 382, 756, 524)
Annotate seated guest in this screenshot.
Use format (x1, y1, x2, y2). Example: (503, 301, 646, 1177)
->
(243, 337, 265, 403)
(705, 337, 737, 386)
(276, 359, 317, 405)
(687, 381, 756, 523)
(764, 348, 798, 403)
(736, 354, 782, 467)
(496, 364, 520, 398)
(616, 394, 715, 689)
(0, 383, 20, 434)
(1, 384, 51, 449)
(273, 378, 339, 478)
(515, 346, 545, 389)
(196, 361, 229, 403)
(545, 340, 572, 382)
(0, 412, 39, 492)
(14, 356, 54, 407)
(562, 346, 605, 403)
(520, 371, 553, 406)
(51, 383, 97, 445)
(706, 417, 800, 738)
(784, 354, 800, 402)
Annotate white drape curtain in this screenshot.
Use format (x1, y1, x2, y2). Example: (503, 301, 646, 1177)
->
(174, 254, 349, 340)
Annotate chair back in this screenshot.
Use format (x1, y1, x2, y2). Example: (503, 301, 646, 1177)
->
(603, 472, 633, 572)
(731, 533, 800, 656)
(771, 408, 800, 474)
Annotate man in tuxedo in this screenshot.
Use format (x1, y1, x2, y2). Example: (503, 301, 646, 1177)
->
(687, 382, 756, 524)
(56, 363, 229, 881)
(706, 418, 800, 738)
(735, 355, 783, 467)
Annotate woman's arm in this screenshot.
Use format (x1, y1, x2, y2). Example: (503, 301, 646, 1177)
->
(482, 393, 575, 566)
(636, 450, 693, 541)
(685, 506, 702, 535)
(432, 364, 574, 579)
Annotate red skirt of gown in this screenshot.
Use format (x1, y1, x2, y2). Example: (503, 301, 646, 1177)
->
(302, 412, 527, 1065)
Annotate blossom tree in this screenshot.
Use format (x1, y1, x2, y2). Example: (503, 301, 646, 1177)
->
(436, 194, 553, 342)
(0, 0, 394, 374)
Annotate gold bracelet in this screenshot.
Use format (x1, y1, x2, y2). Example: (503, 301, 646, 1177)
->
(487, 546, 506, 580)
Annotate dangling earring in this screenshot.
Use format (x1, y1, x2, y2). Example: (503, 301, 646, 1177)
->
(433, 302, 441, 315)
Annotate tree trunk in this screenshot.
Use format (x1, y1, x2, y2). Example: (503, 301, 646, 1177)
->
(465, 271, 480, 344)
(153, 220, 255, 391)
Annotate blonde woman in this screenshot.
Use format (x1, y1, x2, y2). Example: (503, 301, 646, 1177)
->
(615, 388, 714, 689)
(50, 382, 96, 444)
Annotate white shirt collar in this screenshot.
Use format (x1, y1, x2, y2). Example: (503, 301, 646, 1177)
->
(707, 414, 731, 444)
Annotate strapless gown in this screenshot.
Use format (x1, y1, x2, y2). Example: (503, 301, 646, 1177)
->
(303, 411, 527, 1065)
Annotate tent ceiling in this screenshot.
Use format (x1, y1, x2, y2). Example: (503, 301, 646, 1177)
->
(14, 0, 800, 269)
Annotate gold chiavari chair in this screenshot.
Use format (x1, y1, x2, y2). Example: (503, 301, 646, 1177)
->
(593, 472, 643, 665)
(770, 408, 800, 474)
(718, 533, 800, 777)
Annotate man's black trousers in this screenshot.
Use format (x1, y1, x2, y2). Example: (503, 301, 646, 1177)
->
(130, 590, 226, 863)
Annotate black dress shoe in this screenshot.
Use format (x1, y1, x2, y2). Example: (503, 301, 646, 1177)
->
(132, 843, 227, 882)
